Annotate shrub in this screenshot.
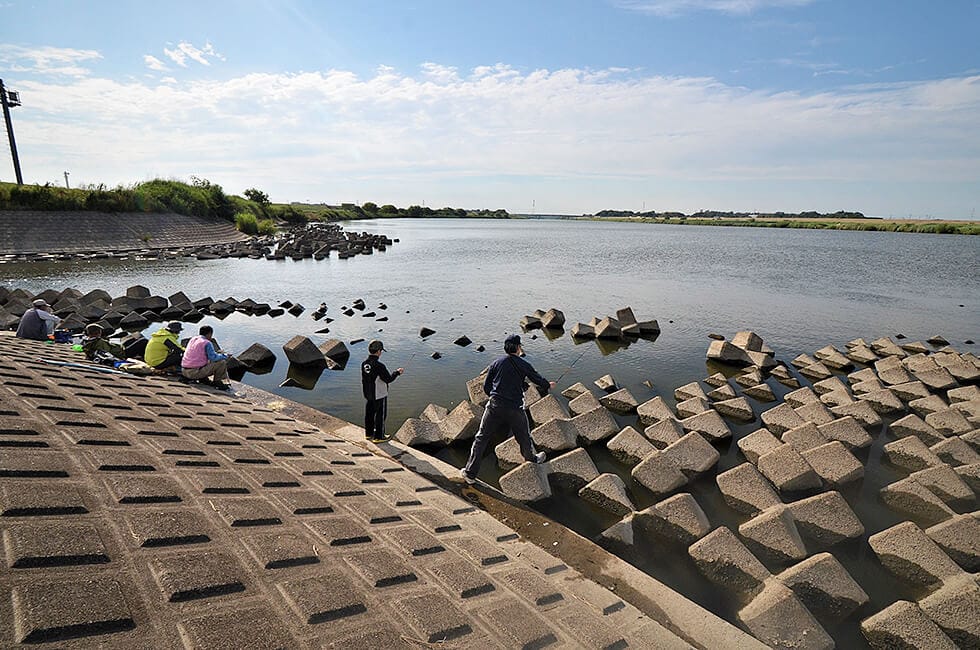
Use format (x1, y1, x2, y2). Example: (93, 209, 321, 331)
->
(234, 211, 259, 235)
(256, 219, 276, 236)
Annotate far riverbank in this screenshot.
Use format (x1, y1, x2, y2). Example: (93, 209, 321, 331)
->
(576, 215, 980, 235)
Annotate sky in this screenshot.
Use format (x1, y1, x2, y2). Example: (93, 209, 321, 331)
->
(0, 1, 978, 218)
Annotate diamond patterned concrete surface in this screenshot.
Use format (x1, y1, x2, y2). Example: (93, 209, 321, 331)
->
(0, 334, 760, 648)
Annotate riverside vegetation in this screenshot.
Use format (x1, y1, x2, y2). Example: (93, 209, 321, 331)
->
(591, 209, 979, 235)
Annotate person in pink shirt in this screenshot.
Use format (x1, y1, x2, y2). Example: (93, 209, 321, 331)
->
(181, 325, 230, 390)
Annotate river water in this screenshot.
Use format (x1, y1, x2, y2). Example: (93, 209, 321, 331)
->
(2, 218, 978, 646)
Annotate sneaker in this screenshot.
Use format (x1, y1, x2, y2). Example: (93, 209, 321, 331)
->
(211, 382, 232, 391)
(533, 451, 547, 464)
(459, 468, 475, 484)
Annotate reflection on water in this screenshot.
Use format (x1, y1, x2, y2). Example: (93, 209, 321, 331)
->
(2, 218, 978, 648)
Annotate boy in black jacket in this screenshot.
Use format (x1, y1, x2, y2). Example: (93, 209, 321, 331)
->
(360, 340, 404, 442)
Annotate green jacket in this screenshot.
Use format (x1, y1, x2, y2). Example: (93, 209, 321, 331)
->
(144, 329, 183, 367)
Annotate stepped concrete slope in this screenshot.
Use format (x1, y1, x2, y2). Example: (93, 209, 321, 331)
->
(0, 211, 248, 254)
(0, 333, 761, 649)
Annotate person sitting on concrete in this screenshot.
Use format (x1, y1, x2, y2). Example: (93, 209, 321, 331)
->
(15, 299, 61, 341)
(181, 325, 230, 389)
(144, 321, 185, 371)
(80, 323, 125, 362)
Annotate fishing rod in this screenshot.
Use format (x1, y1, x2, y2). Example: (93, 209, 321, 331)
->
(552, 347, 590, 386)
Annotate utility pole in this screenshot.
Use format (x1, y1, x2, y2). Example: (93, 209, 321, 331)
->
(63, 171, 70, 189)
(0, 79, 23, 185)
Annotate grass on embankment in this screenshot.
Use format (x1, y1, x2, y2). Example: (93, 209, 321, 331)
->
(597, 216, 980, 235)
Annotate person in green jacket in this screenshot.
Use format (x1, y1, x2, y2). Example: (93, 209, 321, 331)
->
(144, 321, 184, 371)
(80, 323, 125, 362)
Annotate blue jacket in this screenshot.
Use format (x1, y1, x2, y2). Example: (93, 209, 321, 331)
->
(483, 354, 549, 407)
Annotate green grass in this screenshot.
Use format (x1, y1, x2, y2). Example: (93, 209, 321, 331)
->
(604, 217, 980, 235)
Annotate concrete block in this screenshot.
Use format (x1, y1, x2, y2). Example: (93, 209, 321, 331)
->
(802, 441, 865, 486)
(925, 408, 973, 436)
(598, 388, 638, 414)
(599, 515, 634, 547)
(853, 377, 886, 395)
(643, 418, 684, 449)
(930, 436, 980, 467)
(925, 514, 980, 571)
(688, 527, 770, 593)
(715, 463, 781, 515)
(734, 368, 763, 387)
(594, 374, 617, 392)
(529, 419, 578, 452)
(848, 367, 879, 384)
(737, 428, 782, 464)
(883, 436, 943, 473)
(785, 387, 820, 408)
(909, 394, 951, 417)
(890, 414, 946, 446)
(680, 409, 732, 441)
(631, 451, 687, 496)
(819, 390, 855, 407)
(606, 426, 656, 465)
(761, 403, 806, 435)
(738, 505, 807, 564)
(880, 478, 956, 526)
(909, 465, 974, 507)
(799, 362, 832, 380)
(634, 493, 710, 545)
(860, 600, 957, 650)
(737, 581, 834, 650)
(868, 521, 964, 589)
(757, 444, 821, 493)
(812, 376, 849, 397)
(890, 380, 931, 403)
(948, 385, 980, 404)
(858, 388, 906, 415)
(704, 372, 729, 387)
(494, 437, 524, 470)
(568, 390, 602, 416)
(817, 415, 873, 449)
(778, 552, 869, 621)
(788, 491, 864, 548)
(545, 448, 599, 490)
(661, 431, 720, 477)
(498, 462, 551, 502)
(743, 383, 776, 402)
(674, 381, 707, 402)
(781, 422, 829, 453)
(792, 353, 818, 369)
(713, 397, 754, 422)
(571, 406, 619, 444)
(528, 394, 569, 427)
(794, 401, 836, 426)
(676, 396, 710, 419)
(954, 462, 979, 493)
(561, 382, 589, 399)
(706, 383, 736, 401)
(282, 335, 325, 366)
(917, 576, 980, 649)
(579, 473, 634, 517)
(636, 396, 675, 426)
(831, 400, 882, 429)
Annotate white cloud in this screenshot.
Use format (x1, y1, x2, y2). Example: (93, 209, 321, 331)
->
(7, 63, 979, 216)
(143, 54, 169, 71)
(0, 44, 101, 77)
(613, 0, 816, 16)
(162, 40, 223, 68)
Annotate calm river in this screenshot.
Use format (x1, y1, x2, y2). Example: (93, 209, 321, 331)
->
(2, 218, 978, 646)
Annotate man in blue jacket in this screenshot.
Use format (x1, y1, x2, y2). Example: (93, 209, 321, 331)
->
(361, 340, 404, 442)
(460, 334, 555, 484)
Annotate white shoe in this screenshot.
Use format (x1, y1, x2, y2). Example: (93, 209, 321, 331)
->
(460, 468, 475, 484)
(534, 451, 547, 464)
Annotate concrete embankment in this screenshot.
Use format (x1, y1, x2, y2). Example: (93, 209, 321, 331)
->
(0, 333, 762, 648)
(0, 210, 248, 255)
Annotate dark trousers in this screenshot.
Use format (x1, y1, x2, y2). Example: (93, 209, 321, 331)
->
(365, 397, 388, 439)
(464, 398, 537, 478)
(155, 349, 183, 371)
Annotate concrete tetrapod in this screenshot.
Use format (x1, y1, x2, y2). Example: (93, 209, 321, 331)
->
(633, 493, 711, 546)
(737, 581, 834, 650)
(777, 552, 869, 622)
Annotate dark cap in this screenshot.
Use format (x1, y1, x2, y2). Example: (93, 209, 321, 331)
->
(504, 334, 522, 348)
(368, 339, 384, 353)
(166, 321, 183, 333)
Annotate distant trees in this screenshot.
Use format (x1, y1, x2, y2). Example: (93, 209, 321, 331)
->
(244, 188, 270, 205)
(362, 202, 378, 213)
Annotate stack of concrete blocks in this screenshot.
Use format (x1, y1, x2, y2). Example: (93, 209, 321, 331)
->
(599, 492, 713, 551)
(519, 307, 565, 330)
(863, 520, 979, 648)
(705, 330, 777, 370)
(393, 400, 485, 447)
(569, 306, 659, 340)
(688, 524, 867, 650)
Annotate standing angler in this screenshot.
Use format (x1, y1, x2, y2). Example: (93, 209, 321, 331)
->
(460, 334, 555, 484)
(361, 339, 404, 442)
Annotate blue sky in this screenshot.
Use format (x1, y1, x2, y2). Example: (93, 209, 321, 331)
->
(1, 0, 978, 217)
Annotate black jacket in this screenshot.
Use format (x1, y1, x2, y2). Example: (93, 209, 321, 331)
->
(483, 354, 549, 407)
(361, 355, 401, 400)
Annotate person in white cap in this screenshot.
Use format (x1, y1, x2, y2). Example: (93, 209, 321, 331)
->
(15, 299, 61, 341)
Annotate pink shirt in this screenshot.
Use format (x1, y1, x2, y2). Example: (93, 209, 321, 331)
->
(181, 336, 210, 369)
